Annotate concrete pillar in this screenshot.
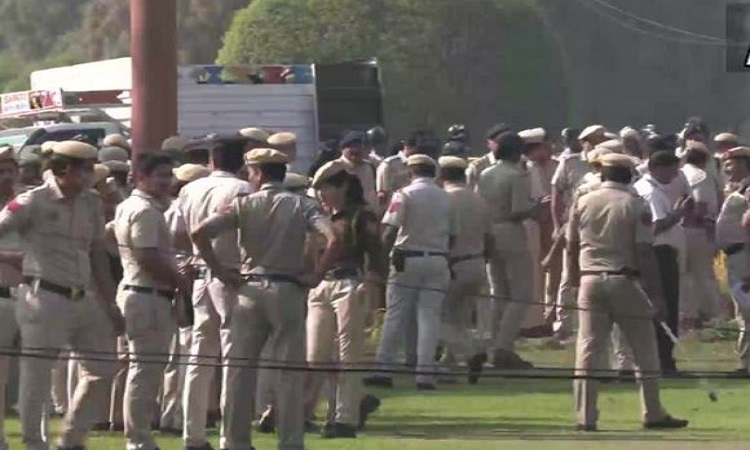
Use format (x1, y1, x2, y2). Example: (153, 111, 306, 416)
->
(130, 0, 178, 162)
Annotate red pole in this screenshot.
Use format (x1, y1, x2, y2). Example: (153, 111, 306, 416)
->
(130, 0, 178, 162)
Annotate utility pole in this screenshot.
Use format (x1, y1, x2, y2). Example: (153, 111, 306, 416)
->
(130, 0, 178, 161)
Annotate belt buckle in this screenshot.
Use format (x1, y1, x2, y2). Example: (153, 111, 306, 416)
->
(70, 287, 84, 302)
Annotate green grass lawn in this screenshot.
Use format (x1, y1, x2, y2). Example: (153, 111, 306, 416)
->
(6, 334, 750, 449)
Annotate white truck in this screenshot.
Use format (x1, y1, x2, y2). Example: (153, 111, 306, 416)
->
(30, 57, 383, 172)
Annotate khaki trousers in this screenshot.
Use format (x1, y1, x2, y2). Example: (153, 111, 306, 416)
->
(109, 336, 129, 427)
(574, 275, 666, 425)
(488, 223, 533, 352)
(16, 284, 116, 450)
(119, 290, 175, 450)
(160, 326, 191, 429)
(523, 220, 547, 328)
(183, 275, 237, 448)
(304, 278, 365, 426)
(554, 248, 578, 336)
(0, 296, 18, 450)
(51, 355, 69, 416)
(224, 280, 307, 450)
(441, 259, 487, 361)
(726, 250, 750, 368)
(681, 227, 723, 319)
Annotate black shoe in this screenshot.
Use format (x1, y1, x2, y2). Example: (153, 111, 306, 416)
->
(467, 353, 487, 385)
(257, 408, 275, 433)
(363, 376, 394, 388)
(575, 423, 597, 432)
(322, 422, 357, 438)
(358, 394, 381, 430)
(159, 426, 182, 436)
(416, 382, 436, 391)
(644, 415, 689, 430)
(493, 349, 534, 370)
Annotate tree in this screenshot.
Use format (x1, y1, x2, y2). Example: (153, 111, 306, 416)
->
(218, 0, 567, 142)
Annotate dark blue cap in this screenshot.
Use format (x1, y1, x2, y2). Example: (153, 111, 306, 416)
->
(339, 130, 366, 148)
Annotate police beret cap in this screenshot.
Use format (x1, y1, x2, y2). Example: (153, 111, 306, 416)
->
(620, 127, 640, 139)
(245, 148, 288, 165)
(41, 141, 57, 154)
(578, 125, 606, 141)
(103, 134, 129, 149)
(599, 153, 635, 169)
(267, 132, 297, 146)
(586, 147, 614, 164)
(284, 172, 311, 190)
(239, 127, 270, 142)
(597, 139, 624, 153)
(519, 128, 546, 145)
(724, 146, 750, 159)
(339, 130, 366, 148)
(93, 164, 111, 184)
(311, 160, 348, 189)
(52, 141, 98, 160)
(173, 163, 210, 183)
(406, 154, 437, 167)
(162, 136, 189, 152)
(98, 146, 130, 163)
(714, 132, 739, 144)
(486, 123, 511, 141)
(438, 155, 468, 170)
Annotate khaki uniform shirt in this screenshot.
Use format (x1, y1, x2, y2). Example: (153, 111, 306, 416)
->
(223, 182, 330, 276)
(527, 159, 558, 200)
(550, 152, 589, 210)
(338, 156, 379, 215)
(466, 152, 496, 191)
(477, 160, 533, 224)
(567, 182, 653, 272)
(444, 183, 490, 258)
(716, 189, 749, 247)
(114, 189, 174, 290)
(0, 189, 26, 287)
(382, 177, 458, 254)
(376, 153, 410, 200)
(0, 179, 105, 287)
(179, 171, 252, 269)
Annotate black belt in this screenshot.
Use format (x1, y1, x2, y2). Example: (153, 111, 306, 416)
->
(242, 273, 304, 287)
(449, 253, 484, 264)
(24, 277, 85, 301)
(122, 285, 173, 300)
(0, 286, 10, 299)
(580, 269, 640, 278)
(324, 267, 361, 281)
(397, 250, 448, 258)
(724, 243, 745, 256)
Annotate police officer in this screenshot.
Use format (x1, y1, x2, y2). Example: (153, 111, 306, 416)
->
(442, 124, 471, 158)
(376, 132, 419, 211)
(366, 126, 388, 165)
(466, 123, 511, 191)
(336, 131, 379, 214)
(114, 153, 190, 450)
(268, 132, 298, 164)
(103, 134, 130, 152)
(549, 127, 590, 339)
(477, 132, 539, 369)
(0, 140, 123, 450)
(567, 153, 688, 431)
(437, 155, 492, 384)
(179, 138, 252, 450)
(304, 161, 386, 438)
(715, 147, 750, 372)
(0, 147, 25, 450)
(191, 148, 338, 450)
(366, 154, 458, 390)
(240, 128, 271, 153)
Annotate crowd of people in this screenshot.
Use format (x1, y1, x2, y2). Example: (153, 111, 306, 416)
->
(0, 117, 746, 449)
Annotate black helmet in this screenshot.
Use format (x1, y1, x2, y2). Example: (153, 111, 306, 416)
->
(448, 124, 468, 142)
(366, 126, 387, 146)
(442, 140, 469, 157)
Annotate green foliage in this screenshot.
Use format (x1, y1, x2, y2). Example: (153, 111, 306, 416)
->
(219, 0, 568, 142)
